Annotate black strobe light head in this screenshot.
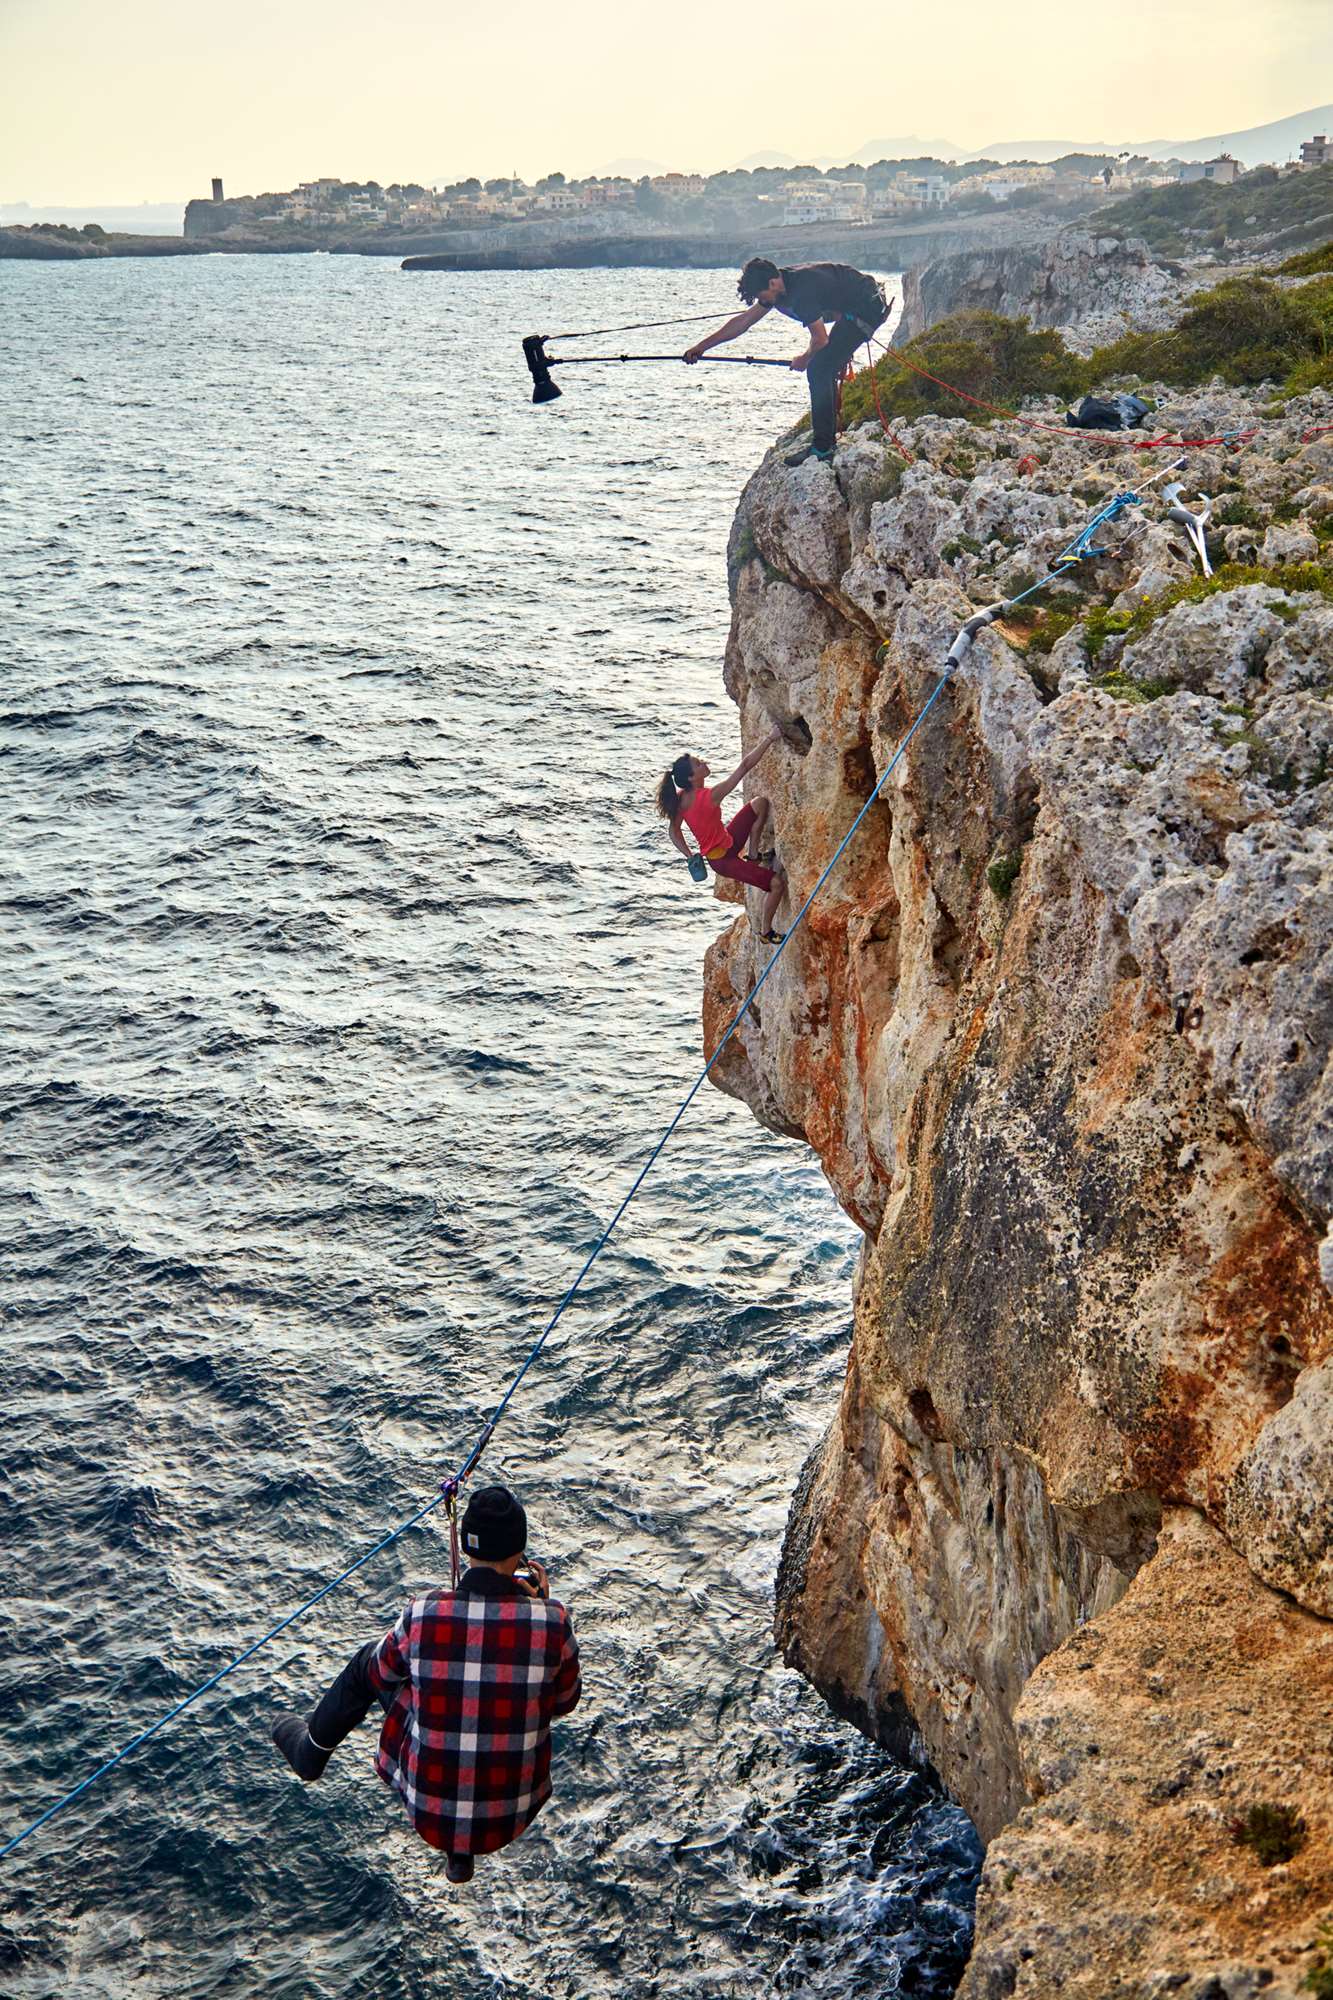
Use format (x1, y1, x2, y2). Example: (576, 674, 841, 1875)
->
(523, 333, 562, 404)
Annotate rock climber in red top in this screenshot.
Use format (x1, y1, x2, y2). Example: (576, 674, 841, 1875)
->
(656, 725, 788, 942)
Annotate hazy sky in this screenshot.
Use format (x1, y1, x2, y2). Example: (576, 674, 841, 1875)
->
(3, 0, 1330, 203)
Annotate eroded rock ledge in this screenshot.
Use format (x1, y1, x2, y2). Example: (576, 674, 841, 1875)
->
(704, 387, 1333, 1995)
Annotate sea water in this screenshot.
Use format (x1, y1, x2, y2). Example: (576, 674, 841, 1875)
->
(0, 254, 980, 1998)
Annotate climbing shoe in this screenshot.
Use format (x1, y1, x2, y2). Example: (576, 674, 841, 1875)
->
(446, 1853, 476, 1884)
(784, 445, 834, 469)
(272, 1713, 331, 1782)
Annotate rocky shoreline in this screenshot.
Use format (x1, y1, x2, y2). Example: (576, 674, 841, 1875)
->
(703, 385, 1333, 1995)
(0, 207, 1064, 270)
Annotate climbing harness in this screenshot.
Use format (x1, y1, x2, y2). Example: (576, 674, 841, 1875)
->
(1163, 481, 1214, 577)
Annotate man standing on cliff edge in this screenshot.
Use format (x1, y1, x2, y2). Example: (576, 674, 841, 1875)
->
(684, 257, 888, 467)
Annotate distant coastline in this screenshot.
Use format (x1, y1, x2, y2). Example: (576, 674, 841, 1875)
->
(0, 209, 1061, 271)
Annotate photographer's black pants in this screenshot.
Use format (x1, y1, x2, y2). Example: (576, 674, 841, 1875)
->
(307, 1641, 394, 1752)
(807, 313, 883, 453)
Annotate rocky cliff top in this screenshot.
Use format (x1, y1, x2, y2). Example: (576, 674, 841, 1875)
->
(895, 228, 1191, 354)
(704, 384, 1333, 1996)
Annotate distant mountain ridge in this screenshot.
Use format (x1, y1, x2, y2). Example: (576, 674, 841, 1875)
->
(756, 102, 1332, 171)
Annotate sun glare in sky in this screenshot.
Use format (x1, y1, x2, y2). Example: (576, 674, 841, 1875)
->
(2, 0, 1330, 203)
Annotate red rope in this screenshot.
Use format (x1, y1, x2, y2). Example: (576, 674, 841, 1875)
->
(1302, 423, 1333, 441)
(884, 347, 1258, 454)
(442, 1477, 461, 1588)
(865, 340, 915, 463)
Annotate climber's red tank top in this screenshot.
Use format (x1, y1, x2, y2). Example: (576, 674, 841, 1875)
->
(681, 787, 729, 857)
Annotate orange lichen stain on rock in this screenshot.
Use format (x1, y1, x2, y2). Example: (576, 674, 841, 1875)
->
(1194, 1194, 1333, 1381)
(1131, 1369, 1212, 1496)
(1075, 976, 1164, 1139)
(988, 1515, 1333, 1983)
(1130, 1194, 1333, 1506)
(788, 906, 886, 1231)
(1230, 1615, 1283, 1664)
(954, 1000, 991, 1076)
(842, 741, 878, 800)
(1183, 767, 1261, 834)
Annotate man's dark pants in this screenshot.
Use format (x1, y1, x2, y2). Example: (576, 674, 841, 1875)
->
(302, 1644, 469, 1870)
(308, 1641, 392, 1752)
(807, 313, 884, 453)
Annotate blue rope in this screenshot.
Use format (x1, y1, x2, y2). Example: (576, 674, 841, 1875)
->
(0, 489, 1137, 1865)
(0, 1493, 446, 1861)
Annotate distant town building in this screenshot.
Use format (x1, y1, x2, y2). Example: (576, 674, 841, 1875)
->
(1300, 134, 1331, 167)
(968, 179, 1023, 202)
(211, 177, 224, 202)
(779, 179, 867, 225)
(1177, 154, 1240, 185)
(581, 179, 634, 206)
(649, 172, 706, 198)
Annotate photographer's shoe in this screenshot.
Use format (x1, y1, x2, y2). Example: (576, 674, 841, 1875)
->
(446, 1853, 476, 1884)
(272, 1713, 331, 1782)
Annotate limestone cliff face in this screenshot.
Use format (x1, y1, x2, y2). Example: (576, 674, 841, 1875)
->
(894, 227, 1190, 354)
(705, 387, 1333, 1994)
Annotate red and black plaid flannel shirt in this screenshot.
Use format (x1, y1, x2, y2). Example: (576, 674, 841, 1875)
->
(367, 1566, 581, 1857)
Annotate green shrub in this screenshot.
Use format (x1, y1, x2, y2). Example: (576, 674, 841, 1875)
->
(841, 265, 1333, 432)
(841, 311, 1088, 430)
(1230, 1801, 1307, 1867)
(987, 853, 1022, 898)
(1099, 162, 1333, 257)
(1011, 563, 1332, 684)
(1279, 239, 1333, 277)
(1093, 665, 1175, 702)
(1084, 274, 1333, 391)
(1303, 1925, 1333, 2000)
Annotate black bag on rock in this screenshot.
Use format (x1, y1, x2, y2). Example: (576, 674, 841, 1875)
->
(1065, 393, 1152, 431)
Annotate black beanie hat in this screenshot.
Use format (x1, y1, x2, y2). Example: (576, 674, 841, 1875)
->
(460, 1485, 527, 1561)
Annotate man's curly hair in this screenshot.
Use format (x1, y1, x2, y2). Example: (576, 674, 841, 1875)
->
(738, 256, 780, 303)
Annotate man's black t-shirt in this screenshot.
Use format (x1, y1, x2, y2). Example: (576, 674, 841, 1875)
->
(773, 263, 885, 328)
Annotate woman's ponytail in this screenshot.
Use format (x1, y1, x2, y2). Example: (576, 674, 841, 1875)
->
(656, 753, 695, 821)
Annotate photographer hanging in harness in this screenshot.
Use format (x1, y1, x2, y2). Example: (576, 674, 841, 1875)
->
(684, 258, 888, 467)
